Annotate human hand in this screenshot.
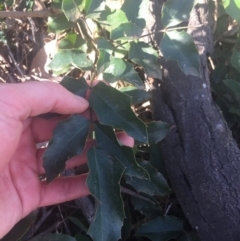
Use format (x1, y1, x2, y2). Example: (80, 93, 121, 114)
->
(0, 81, 91, 237)
(0, 81, 134, 238)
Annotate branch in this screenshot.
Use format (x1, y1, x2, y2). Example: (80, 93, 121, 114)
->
(0, 9, 62, 18)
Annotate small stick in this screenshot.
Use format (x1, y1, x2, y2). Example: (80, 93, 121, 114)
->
(0, 9, 61, 19)
(121, 186, 156, 204)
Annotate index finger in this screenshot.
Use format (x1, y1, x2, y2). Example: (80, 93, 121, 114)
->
(0, 81, 89, 121)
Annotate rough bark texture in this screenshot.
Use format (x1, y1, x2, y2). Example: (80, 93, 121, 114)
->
(148, 1, 240, 240)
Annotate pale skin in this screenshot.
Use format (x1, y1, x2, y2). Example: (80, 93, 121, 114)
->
(0, 81, 133, 238)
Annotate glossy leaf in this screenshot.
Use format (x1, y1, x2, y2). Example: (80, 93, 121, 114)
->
(58, 33, 88, 51)
(48, 14, 75, 33)
(97, 50, 111, 74)
(103, 57, 143, 86)
(95, 122, 149, 179)
(120, 87, 151, 105)
(62, 0, 85, 22)
(222, 0, 240, 22)
(43, 115, 90, 182)
(1, 210, 38, 241)
(99, 9, 128, 31)
(30, 233, 76, 241)
(147, 121, 170, 144)
(111, 22, 143, 40)
(121, 206, 131, 241)
(149, 144, 167, 178)
(121, 0, 148, 28)
(75, 233, 92, 241)
(89, 82, 148, 143)
(223, 79, 240, 97)
(160, 30, 200, 77)
(178, 231, 201, 241)
(135, 216, 183, 241)
(68, 216, 88, 233)
(162, 0, 197, 28)
(131, 196, 162, 218)
(49, 49, 93, 73)
(137, 159, 170, 193)
(97, 37, 114, 54)
(129, 41, 162, 79)
(87, 147, 125, 241)
(125, 159, 170, 196)
(60, 76, 89, 98)
(85, 0, 105, 19)
(230, 48, 240, 73)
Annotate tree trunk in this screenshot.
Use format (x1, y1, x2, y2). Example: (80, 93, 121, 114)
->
(148, 1, 240, 240)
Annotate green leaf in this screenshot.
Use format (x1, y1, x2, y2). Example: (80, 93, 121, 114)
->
(89, 82, 148, 143)
(97, 50, 111, 74)
(51, 0, 62, 9)
(48, 49, 93, 73)
(0, 30, 7, 44)
(161, 0, 198, 28)
(120, 87, 151, 105)
(85, 0, 105, 18)
(0, 0, 14, 8)
(68, 216, 88, 233)
(121, 206, 131, 241)
(149, 144, 167, 178)
(135, 216, 183, 241)
(30, 233, 76, 241)
(43, 115, 90, 182)
(1, 210, 38, 241)
(99, 9, 128, 31)
(95, 122, 149, 179)
(223, 79, 240, 97)
(160, 30, 200, 77)
(111, 22, 143, 40)
(125, 159, 170, 196)
(222, 0, 240, 22)
(230, 48, 240, 73)
(131, 196, 162, 218)
(62, 0, 85, 22)
(103, 57, 143, 86)
(178, 231, 201, 241)
(121, 0, 148, 28)
(97, 37, 114, 54)
(48, 14, 75, 33)
(147, 121, 170, 144)
(87, 147, 125, 241)
(129, 41, 162, 79)
(75, 233, 92, 241)
(17, 0, 34, 11)
(59, 32, 88, 51)
(60, 76, 89, 98)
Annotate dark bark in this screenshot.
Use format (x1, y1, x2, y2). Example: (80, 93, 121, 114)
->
(148, 1, 240, 240)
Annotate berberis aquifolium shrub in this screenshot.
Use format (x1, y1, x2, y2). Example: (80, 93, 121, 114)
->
(22, 0, 240, 240)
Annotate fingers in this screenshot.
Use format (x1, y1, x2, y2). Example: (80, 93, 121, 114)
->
(31, 116, 66, 143)
(37, 141, 92, 174)
(117, 132, 134, 147)
(37, 132, 133, 174)
(39, 174, 89, 207)
(0, 81, 89, 121)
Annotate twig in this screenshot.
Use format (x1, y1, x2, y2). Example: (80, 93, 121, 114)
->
(0, 9, 61, 18)
(163, 202, 173, 215)
(25, 207, 54, 239)
(58, 205, 71, 235)
(120, 186, 156, 204)
(27, 17, 37, 42)
(5, 43, 25, 79)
